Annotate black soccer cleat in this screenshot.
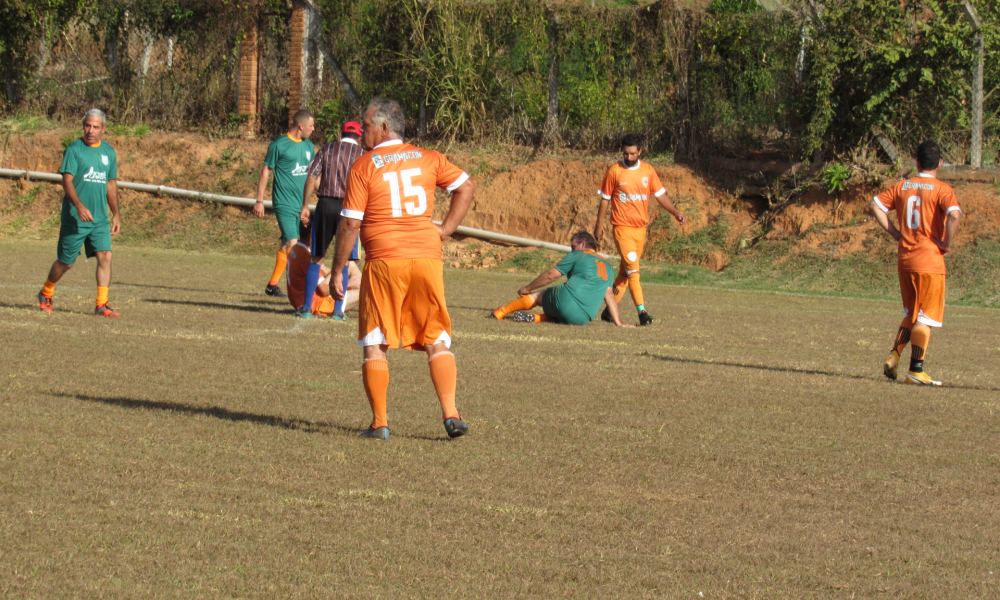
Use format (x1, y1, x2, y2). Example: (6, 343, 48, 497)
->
(359, 426, 390, 440)
(600, 306, 613, 323)
(443, 417, 468, 439)
(638, 310, 654, 326)
(509, 310, 537, 323)
(264, 283, 286, 297)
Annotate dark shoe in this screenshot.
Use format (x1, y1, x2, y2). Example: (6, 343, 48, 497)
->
(38, 291, 53, 314)
(293, 306, 313, 318)
(600, 306, 613, 323)
(264, 284, 286, 297)
(509, 310, 537, 323)
(444, 417, 468, 439)
(359, 426, 390, 440)
(638, 310, 653, 326)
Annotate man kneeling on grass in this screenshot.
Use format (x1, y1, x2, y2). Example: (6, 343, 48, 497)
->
(493, 231, 634, 328)
(287, 222, 361, 318)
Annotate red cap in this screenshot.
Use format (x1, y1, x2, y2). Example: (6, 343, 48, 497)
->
(342, 121, 362, 136)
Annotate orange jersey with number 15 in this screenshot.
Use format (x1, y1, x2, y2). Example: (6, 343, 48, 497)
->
(342, 140, 468, 261)
(873, 174, 961, 275)
(598, 160, 667, 228)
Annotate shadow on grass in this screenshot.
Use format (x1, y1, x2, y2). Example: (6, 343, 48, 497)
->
(0, 301, 93, 316)
(642, 352, 1000, 391)
(145, 299, 289, 314)
(117, 281, 248, 294)
(51, 392, 358, 435)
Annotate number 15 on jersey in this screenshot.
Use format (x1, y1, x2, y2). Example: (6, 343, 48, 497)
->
(383, 168, 427, 217)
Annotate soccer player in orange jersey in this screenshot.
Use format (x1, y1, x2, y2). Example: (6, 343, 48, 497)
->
(331, 98, 476, 440)
(870, 141, 962, 386)
(286, 223, 360, 318)
(594, 134, 685, 326)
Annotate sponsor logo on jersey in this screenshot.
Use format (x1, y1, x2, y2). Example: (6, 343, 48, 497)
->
(306, 151, 312, 160)
(101, 154, 109, 166)
(903, 181, 935, 191)
(82, 166, 107, 184)
(371, 150, 423, 169)
(642, 176, 649, 187)
(617, 192, 649, 203)
(291, 162, 309, 176)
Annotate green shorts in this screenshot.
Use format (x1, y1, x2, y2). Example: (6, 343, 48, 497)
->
(57, 221, 112, 265)
(541, 286, 591, 326)
(274, 206, 301, 244)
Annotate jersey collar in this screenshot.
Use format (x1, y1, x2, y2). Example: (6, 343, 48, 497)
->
(340, 138, 359, 146)
(287, 133, 302, 143)
(86, 140, 101, 148)
(621, 159, 641, 170)
(916, 172, 935, 178)
(374, 139, 404, 149)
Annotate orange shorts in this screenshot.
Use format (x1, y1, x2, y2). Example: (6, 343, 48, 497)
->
(613, 225, 647, 273)
(312, 295, 335, 317)
(899, 271, 946, 328)
(357, 258, 452, 350)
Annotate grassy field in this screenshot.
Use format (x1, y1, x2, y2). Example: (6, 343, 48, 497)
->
(2, 240, 1000, 599)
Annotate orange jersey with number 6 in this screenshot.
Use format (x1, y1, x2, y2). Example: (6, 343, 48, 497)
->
(342, 140, 468, 261)
(873, 174, 961, 274)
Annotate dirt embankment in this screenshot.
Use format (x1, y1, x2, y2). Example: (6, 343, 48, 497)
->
(3, 129, 999, 271)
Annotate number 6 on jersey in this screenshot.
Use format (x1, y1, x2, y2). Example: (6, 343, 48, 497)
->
(384, 168, 427, 217)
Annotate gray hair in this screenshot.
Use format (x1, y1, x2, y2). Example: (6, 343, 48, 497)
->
(367, 98, 405, 139)
(82, 108, 106, 126)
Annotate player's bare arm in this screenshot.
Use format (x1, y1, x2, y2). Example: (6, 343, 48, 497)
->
(656, 195, 686, 225)
(603, 287, 634, 328)
(331, 216, 362, 300)
(518, 267, 562, 297)
(868, 199, 902, 241)
(300, 174, 320, 225)
(62, 173, 93, 222)
(593, 198, 609, 243)
(107, 179, 120, 235)
(253, 164, 271, 218)
(933, 209, 962, 254)
(435, 179, 476, 240)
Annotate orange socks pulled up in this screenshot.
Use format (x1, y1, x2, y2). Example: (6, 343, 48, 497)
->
(269, 248, 289, 286)
(96, 286, 109, 307)
(495, 294, 537, 318)
(41, 279, 56, 299)
(612, 271, 628, 302)
(363, 358, 389, 428)
(428, 351, 458, 420)
(627, 272, 644, 307)
(892, 319, 912, 355)
(909, 326, 931, 372)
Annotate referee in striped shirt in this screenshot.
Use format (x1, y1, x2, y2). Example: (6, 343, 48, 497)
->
(298, 121, 365, 318)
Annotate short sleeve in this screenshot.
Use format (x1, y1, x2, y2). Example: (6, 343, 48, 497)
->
(341, 162, 369, 220)
(435, 153, 468, 191)
(649, 170, 666, 196)
(263, 140, 279, 169)
(60, 144, 78, 176)
(307, 146, 324, 179)
(107, 148, 118, 180)
(553, 251, 578, 275)
(940, 186, 961, 216)
(598, 167, 615, 199)
(873, 184, 898, 213)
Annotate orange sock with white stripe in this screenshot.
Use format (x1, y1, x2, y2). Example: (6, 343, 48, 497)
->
(627, 272, 644, 307)
(96, 286, 109, 307)
(494, 295, 537, 318)
(268, 248, 288, 286)
(428, 352, 458, 420)
(41, 279, 56, 299)
(363, 358, 389, 428)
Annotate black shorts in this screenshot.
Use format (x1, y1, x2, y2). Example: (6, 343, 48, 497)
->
(311, 196, 343, 258)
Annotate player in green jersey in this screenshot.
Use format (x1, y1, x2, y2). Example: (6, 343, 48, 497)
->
(253, 109, 316, 297)
(492, 232, 633, 327)
(37, 108, 121, 316)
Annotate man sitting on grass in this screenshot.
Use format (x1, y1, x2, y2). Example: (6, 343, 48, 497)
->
(492, 231, 633, 328)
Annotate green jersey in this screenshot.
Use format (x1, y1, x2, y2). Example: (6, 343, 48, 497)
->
(264, 134, 314, 210)
(553, 250, 614, 320)
(60, 138, 117, 225)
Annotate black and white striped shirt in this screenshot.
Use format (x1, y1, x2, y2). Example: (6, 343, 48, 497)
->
(306, 137, 364, 199)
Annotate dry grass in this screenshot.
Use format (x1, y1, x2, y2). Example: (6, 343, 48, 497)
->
(2, 240, 1000, 599)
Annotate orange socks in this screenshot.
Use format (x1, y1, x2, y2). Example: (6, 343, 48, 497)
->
(627, 272, 644, 307)
(428, 351, 458, 420)
(269, 248, 289, 286)
(909, 326, 931, 372)
(612, 271, 628, 302)
(495, 294, 537, 318)
(892, 319, 912, 355)
(41, 279, 56, 299)
(362, 358, 389, 428)
(96, 286, 109, 307)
